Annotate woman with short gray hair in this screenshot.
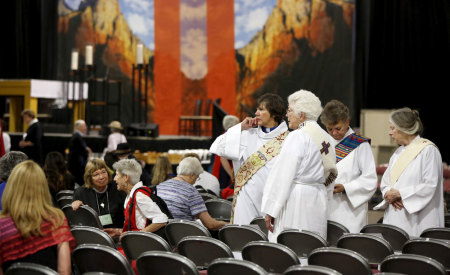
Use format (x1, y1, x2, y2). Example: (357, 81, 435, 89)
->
(176, 156, 204, 177)
(104, 159, 168, 238)
(374, 107, 444, 237)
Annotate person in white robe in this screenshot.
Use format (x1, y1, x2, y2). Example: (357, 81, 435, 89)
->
(321, 100, 377, 233)
(261, 90, 338, 242)
(374, 107, 444, 237)
(210, 94, 289, 224)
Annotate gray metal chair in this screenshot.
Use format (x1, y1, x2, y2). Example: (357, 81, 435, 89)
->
(164, 220, 211, 248)
(136, 251, 199, 275)
(277, 229, 328, 258)
(177, 236, 233, 269)
(327, 220, 349, 246)
(360, 223, 409, 251)
(207, 258, 268, 275)
(380, 254, 446, 275)
(120, 231, 171, 261)
(308, 247, 372, 275)
(402, 238, 450, 272)
(420, 227, 450, 240)
(242, 241, 300, 274)
(283, 264, 342, 275)
(218, 224, 268, 252)
(200, 193, 217, 202)
(5, 262, 59, 275)
(71, 225, 116, 249)
(336, 233, 394, 265)
(204, 199, 232, 221)
(55, 189, 74, 200)
(62, 204, 103, 229)
(250, 216, 268, 236)
(57, 195, 74, 208)
(72, 244, 135, 275)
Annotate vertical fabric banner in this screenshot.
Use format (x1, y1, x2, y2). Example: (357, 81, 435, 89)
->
(154, 0, 182, 135)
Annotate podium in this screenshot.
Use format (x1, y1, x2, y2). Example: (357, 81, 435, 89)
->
(0, 79, 87, 132)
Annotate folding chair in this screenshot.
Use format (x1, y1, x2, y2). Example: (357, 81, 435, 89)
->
(380, 254, 446, 275)
(120, 231, 171, 261)
(420, 227, 450, 240)
(360, 223, 409, 251)
(207, 258, 268, 275)
(72, 244, 135, 275)
(164, 220, 211, 248)
(283, 264, 342, 275)
(71, 225, 116, 249)
(204, 199, 232, 221)
(5, 262, 59, 275)
(177, 236, 233, 269)
(242, 241, 299, 274)
(136, 251, 199, 275)
(218, 224, 268, 252)
(55, 189, 74, 200)
(327, 220, 349, 247)
(250, 216, 268, 236)
(402, 238, 450, 272)
(57, 196, 73, 208)
(62, 204, 103, 229)
(308, 247, 372, 275)
(277, 229, 328, 258)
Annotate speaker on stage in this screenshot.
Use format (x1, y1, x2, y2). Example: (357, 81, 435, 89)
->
(127, 123, 159, 138)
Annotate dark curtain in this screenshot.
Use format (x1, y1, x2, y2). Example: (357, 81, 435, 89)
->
(0, 0, 58, 79)
(355, 0, 450, 161)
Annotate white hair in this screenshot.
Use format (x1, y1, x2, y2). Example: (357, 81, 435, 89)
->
(176, 157, 204, 176)
(222, 115, 240, 130)
(74, 119, 86, 130)
(112, 159, 142, 184)
(288, 89, 322, 121)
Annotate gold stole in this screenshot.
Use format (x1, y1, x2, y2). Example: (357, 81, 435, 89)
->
(230, 130, 289, 223)
(390, 138, 434, 187)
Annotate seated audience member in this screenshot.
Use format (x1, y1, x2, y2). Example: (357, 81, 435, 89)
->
(104, 159, 168, 238)
(72, 158, 126, 229)
(44, 151, 76, 204)
(0, 151, 28, 211)
(115, 143, 151, 186)
(0, 161, 75, 275)
(157, 157, 228, 230)
(183, 153, 220, 197)
(151, 155, 174, 186)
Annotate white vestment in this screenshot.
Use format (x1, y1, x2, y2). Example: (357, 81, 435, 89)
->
(327, 128, 378, 233)
(374, 136, 444, 237)
(261, 121, 336, 241)
(210, 121, 289, 225)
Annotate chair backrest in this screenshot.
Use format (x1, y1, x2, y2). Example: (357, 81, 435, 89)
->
(165, 220, 211, 248)
(200, 193, 216, 202)
(402, 238, 450, 271)
(283, 264, 342, 275)
(194, 99, 203, 116)
(336, 233, 394, 265)
(207, 258, 268, 275)
(120, 231, 171, 260)
(5, 262, 59, 275)
(242, 241, 300, 274)
(177, 236, 233, 269)
(56, 190, 74, 200)
(136, 251, 199, 275)
(327, 220, 349, 246)
(250, 216, 268, 236)
(218, 224, 268, 252)
(308, 247, 372, 275)
(62, 204, 103, 229)
(204, 199, 232, 221)
(57, 196, 74, 208)
(72, 244, 135, 275)
(277, 229, 328, 258)
(420, 227, 450, 240)
(360, 224, 409, 251)
(380, 254, 446, 275)
(71, 226, 116, 249)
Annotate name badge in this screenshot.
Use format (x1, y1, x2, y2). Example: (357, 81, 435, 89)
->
(99, 214, 113, 226)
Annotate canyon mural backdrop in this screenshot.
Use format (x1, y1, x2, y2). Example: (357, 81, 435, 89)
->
(57, 0, 354, 135)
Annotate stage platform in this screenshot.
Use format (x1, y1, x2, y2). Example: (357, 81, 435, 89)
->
(8, 132, 214, 158)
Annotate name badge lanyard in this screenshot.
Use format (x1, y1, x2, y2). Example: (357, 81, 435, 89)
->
(95, 192, 111, 215)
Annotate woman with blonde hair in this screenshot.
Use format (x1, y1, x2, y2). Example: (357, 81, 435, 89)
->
(151, 156, 174, 186)
(0, 160, 75, 274)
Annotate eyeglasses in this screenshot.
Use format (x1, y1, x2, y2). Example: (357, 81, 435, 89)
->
(92, 169, 108, 178)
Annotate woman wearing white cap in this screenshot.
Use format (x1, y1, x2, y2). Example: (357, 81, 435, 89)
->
(104, 121, 127, 155)
(374, 107, 444, 237)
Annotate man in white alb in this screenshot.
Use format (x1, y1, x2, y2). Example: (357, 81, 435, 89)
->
(261, 90, 338, 241)
(321, 100, 377, 233)
(210, 93, 289, 224)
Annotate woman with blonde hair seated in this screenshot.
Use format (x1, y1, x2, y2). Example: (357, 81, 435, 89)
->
(0, 160, 75, 275)
(151, 156, 174, 186)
